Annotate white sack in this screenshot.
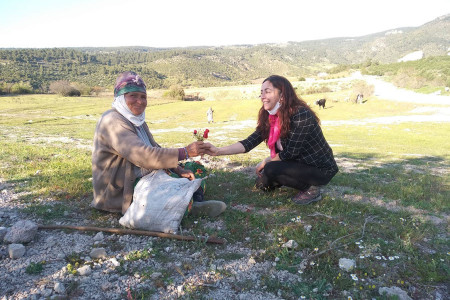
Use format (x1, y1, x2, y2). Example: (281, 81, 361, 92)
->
(119, 170, 202, 233)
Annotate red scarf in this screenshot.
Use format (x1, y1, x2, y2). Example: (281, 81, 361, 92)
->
(267, 114, 280, 158)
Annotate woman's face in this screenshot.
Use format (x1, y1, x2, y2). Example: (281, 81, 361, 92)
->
(260, 81, 282, 111)
(125, 92, 147, 115)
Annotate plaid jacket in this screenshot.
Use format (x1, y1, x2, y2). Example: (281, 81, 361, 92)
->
(239, 107, 338, 176)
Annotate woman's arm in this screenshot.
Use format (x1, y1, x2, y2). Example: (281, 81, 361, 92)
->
(205, 142, 246, 156)
(205, 130, 264, 156)
(100, 111, 179, 169)
(172, 165, 195, 180)
(255, 154, 281, 176)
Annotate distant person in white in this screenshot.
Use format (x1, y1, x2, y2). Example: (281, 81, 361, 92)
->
(207, 107, 214, 123)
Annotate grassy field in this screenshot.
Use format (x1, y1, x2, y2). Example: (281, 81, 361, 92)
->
(0, 86, 449, 299)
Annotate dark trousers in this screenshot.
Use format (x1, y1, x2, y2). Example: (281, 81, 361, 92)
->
(260, 161, 335, 191)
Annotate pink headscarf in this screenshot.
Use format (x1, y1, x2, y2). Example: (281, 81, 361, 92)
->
(267, 114, 281, 158)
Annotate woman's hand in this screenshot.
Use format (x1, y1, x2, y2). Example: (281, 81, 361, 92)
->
(203, 142, 219, 156)
(256, 157, 270, 177)
(177, 168, 195, 181)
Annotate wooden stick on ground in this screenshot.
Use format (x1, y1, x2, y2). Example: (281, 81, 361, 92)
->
(38, 224, 226, 245)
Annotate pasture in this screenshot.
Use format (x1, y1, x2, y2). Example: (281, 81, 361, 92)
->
(0, 85, 449, 299)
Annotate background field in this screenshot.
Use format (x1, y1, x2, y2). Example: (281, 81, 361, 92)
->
(0, 81, 449, 299)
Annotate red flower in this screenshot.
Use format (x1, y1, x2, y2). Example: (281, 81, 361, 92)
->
(203, 129, 209, 139)
(193, 130, 197, 134)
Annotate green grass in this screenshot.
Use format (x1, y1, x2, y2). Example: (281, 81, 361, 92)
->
(0, 90, 448, 299)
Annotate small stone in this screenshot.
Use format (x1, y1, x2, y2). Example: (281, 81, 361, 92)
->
(8, 243, 26, 259)
(0, 227, 7, 241)
(150, 272, 162, 279)
(304, 224, 312, 232)
(42, 289, 52, 297)
(54, 282, 65, 294)
(379, 286, 413, 300)
(29, 294, 39, 300)
(93, 232, 104, 242)
(110, 258, 120, 267)
(45, 236, 57, 248)
(4, 220, 38, 244)
(165, 247, 172, 253)
(282, 240, 298, 249)
(77, 265, 92, 276)
(339, 258, 356, 272)
(247, 257, 256, 265)
(80, 277, 90, 283)
(90, 248, 107, 259)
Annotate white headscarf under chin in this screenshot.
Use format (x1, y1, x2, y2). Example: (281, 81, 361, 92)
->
(112, 94, 146, 126)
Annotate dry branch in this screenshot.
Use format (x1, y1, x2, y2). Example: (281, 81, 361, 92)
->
(38, 224, 226, 244)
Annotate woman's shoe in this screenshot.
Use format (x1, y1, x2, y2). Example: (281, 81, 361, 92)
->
(190, 200, 227, 217)
(291, 186, 322, 205)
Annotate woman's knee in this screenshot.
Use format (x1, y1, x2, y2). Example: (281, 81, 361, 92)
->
(263, 161, 278, 178)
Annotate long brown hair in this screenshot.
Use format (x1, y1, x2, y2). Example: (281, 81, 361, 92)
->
(256, 75, 320, 142)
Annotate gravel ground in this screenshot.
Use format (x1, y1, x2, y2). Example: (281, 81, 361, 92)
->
(0, 166, 307, 300)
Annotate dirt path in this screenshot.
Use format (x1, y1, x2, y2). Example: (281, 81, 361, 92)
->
(361, 74, 450, 105)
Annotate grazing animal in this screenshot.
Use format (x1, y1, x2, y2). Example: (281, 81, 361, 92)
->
(315, 99, 326, 109)
(355, 94, 364, 104)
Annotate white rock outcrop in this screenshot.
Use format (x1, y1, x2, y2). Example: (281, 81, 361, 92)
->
(398, 51, 423, 62)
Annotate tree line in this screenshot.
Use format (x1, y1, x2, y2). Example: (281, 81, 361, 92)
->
(0, 45, 448, 96)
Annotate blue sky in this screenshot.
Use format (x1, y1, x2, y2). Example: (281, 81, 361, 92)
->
(0, 0, 449, 48)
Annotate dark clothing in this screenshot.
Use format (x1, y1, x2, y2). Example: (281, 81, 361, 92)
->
(261, 161, 335, 191)
(239, 106, 338, 190)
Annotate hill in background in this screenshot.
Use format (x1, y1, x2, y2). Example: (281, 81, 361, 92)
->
(0, 14, 449, 92)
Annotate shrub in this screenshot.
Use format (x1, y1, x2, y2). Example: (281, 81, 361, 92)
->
(49, 80, 81, 97)
(0, 82, 14, 94)
(303, 85, 333, 95)
(91, 86, 104, 96)
(72, 82, 91, 96)
(163, 85, 185, 100)
(351, 80, 374, 102)
(392, 71, 427, 89)
(66, 88, 81, 97)
(11, 82, 33, 94)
